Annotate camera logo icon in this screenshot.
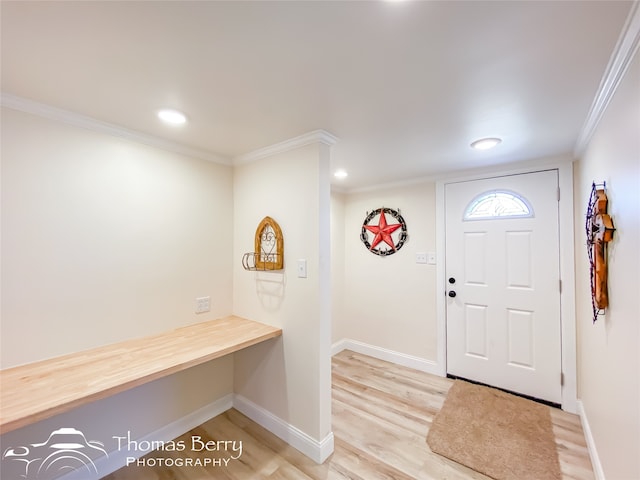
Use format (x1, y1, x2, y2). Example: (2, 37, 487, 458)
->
(3, 427, 107, 479)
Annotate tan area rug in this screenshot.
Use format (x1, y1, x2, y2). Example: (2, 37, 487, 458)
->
(426, 380, 562, 480)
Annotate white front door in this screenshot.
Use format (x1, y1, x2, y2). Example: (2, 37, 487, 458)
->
(445, 170, 562, 404)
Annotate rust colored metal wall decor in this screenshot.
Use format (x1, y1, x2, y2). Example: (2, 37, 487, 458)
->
(360, 207, 408, 256)
(585, 182, 615, 322)
(242, 216, 284, 271)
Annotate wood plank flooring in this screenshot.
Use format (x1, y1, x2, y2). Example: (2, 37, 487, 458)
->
(104, 350, 594, 479)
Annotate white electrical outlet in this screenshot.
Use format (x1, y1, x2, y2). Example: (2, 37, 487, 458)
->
(195, 296, 211, 314)
(416, 252, 428, 264)
(427, 252, 437, 265)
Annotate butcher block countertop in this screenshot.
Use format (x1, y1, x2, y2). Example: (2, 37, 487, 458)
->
(0, 315, 282, 434)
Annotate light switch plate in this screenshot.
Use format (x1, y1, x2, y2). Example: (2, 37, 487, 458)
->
(297, 259, 307, 278)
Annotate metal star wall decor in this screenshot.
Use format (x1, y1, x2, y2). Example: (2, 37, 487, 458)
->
(360, 207, 408, 256)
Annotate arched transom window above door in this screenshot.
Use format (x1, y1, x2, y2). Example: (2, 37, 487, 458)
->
(463, 190, 533, 221)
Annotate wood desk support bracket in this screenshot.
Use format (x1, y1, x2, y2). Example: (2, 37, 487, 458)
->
(0, 316, 282, 434)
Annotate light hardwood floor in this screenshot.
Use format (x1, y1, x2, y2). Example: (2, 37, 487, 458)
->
(104, 350, 594, 479)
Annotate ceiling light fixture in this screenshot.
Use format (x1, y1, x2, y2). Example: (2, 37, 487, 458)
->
(334, 169, 348, 179)
(471, 137, 502, 150)
(157, 109, 187, 125)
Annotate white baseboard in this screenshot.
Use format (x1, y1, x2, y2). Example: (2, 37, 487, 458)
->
(330, 338, 349, 356)
(577, 400, 605, 480)
(59, 394, 234, 480)
(233, 394, 334, 464)
(332, 338, 442, 376)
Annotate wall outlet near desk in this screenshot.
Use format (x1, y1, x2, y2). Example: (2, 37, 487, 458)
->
(195, 296, 211, 314)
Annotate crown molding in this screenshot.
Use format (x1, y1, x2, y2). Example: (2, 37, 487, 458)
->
(574, 0, 640, 156)
(0, 93, 232, 165)
(341, 153, 574, 195)
(234, 129, 339, 165)
(345, 173, 438, 195)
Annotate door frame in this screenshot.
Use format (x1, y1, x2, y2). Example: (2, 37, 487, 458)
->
(435, 158, 577, 413)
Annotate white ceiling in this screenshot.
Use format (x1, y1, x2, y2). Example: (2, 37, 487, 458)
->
(1, 1, 633, 191)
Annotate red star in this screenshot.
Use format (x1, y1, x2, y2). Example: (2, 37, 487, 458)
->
(364, 211, 402, 250)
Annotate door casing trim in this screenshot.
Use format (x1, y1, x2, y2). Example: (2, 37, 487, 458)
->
(435, 159, 577, 413)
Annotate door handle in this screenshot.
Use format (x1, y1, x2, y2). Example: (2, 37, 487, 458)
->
(448, 290, 457, 298)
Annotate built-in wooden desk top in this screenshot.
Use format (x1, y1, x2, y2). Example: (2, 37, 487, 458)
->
(0, 315, 282, 434)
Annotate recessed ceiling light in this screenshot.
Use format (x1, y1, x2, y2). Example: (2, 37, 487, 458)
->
(157, 109, 187, 125)
(334, 169, 348, 179)
(471, 137, 502, 150)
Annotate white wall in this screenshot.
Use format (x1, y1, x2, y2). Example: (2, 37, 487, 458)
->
(331, 191, 346, 342)
(232, 142, 333, 456)
(1, 107, 235, 475)
(1, 108, 234, 366)
(574, 51, 639, 479)
(338, 182, 438, 362)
